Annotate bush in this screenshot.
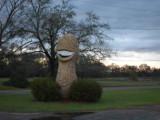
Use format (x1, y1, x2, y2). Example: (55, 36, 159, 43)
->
(3, 75, 29, 88)
(3, 60, 29, 88)
(31, 78, 61, 102)
(129, 72, 138, 81)
(69, 80, 102, 102)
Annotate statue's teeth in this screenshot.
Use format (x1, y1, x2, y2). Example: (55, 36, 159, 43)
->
(57, 50, 74, 56)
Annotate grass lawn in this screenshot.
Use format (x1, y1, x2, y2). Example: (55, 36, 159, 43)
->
(0, 86, 17, 90)
(0, 78, 9, 85)
(0, 78, 18, 90)
(0, 88, 160, 112)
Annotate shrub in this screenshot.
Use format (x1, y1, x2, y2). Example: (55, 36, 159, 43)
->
(3, 74, 29, 88)
(69, 80, 102, 102)
(30, 78, 61, 102)
(3, 60, 29, 88)
(129, 72, 138, 81)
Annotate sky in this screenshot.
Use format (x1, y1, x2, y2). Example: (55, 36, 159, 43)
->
(71, 0, 160, 68)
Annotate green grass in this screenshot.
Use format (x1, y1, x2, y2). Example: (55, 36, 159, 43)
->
(0, 78, 9, 85)
(0, 85, 17, 90)
(0, 88, 160, 112)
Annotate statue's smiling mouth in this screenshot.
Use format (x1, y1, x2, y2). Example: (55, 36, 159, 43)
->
(57, 50, 74, 61)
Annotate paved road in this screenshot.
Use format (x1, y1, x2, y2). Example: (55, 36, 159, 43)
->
(0, 86, 160, 95)
(0, 112, 57, 120)
(0, 106, 160, 120)
(0, 89, 30, 95)
(74, 109, 160, 120)
(103, 86, 160, 91)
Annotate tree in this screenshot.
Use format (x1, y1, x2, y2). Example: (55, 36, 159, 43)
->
(22, 0, 111, 77)
(0, 0, 27, 70)
(0, 0, 26, 49)
(77, 55, 108, 78)
(139, 64, 151, 72)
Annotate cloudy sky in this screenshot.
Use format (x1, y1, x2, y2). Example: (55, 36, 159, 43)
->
(71, 0, 160, 68)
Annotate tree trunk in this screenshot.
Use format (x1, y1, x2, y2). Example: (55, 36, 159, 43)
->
(49, 58, 57, 79)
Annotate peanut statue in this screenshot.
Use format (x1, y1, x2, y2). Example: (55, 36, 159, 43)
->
(55, 34, 79, 98)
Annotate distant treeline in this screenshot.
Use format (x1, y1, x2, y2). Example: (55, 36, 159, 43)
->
(107, 63, 160, 78)
(0, 53, 160, 78)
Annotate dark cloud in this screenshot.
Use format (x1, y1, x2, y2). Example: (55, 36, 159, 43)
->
(71, 0, 160, 65)
(108, 29, 160, 53)
(72, 0, 160, 29)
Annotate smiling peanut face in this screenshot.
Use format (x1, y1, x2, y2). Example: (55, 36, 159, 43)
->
(55, 34, 79, 62)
